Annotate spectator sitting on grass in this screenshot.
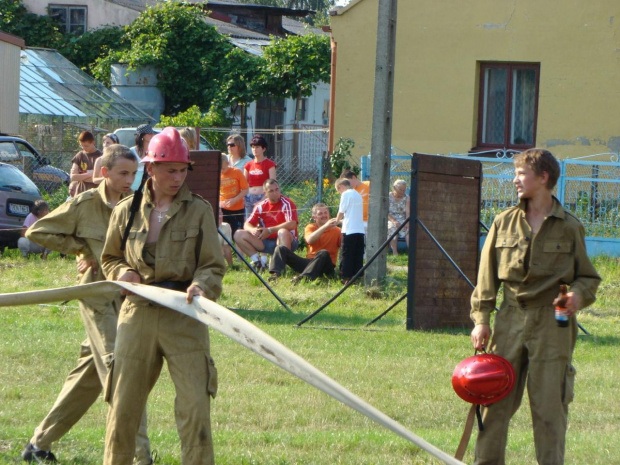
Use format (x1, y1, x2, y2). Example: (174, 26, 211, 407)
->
(17, 200, 50, 259)
(268, 203, 341, 284)
(233, 179, 298, 272)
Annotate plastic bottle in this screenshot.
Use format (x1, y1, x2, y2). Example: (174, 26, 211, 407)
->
(555, 284, 569, 327)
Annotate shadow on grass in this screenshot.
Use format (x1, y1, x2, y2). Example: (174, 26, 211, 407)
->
(228, 305, 474, 335)
(229, 306, 384, 328)
(577, 334, 620, 346)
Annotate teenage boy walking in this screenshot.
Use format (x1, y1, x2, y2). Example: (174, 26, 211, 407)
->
(101, 128, 225, 465)
(23, 145, 152, 464)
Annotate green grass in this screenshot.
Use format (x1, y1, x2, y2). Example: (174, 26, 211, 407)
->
(0, 252, 619, 464)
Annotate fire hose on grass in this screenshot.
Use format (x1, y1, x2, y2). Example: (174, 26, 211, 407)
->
(0, 281, 464, 465)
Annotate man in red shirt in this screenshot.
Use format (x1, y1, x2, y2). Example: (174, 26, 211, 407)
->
(234, 179, 298, 271)
(268, 203, 341, 283)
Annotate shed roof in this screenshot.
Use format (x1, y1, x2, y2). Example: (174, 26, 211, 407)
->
(19, 48, 153, 121)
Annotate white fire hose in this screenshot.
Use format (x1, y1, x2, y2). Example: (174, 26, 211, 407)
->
(0, 282, 464, 465)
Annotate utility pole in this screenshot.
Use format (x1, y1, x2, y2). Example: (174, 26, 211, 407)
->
(365, 0, 397, 286)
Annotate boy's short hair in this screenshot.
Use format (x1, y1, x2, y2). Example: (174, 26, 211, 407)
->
(221, 153, 229, 165)
(341, 170, 357, 180)
(78, 130, 95, 143)
(32, 199, 49, 216)
(514, 148, 560, 190)
(263, 178, 279, 189)
(335, 178, 351, 189)
(101, 144, 137, 170)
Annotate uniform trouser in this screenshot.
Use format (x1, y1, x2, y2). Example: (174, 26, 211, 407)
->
(474, 299, 578, 465)
(269, 246, 335, 280)
(30, 292, 151, 464)
(104, 299, 218, 465)
(340, 233, 364, 279)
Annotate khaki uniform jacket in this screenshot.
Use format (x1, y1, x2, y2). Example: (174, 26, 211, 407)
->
(102, 181, 225, 300)
(26, 182, 129, 284)
(471, 197, 601, 325)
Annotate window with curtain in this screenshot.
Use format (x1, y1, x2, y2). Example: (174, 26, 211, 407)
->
(477, 63, 540, 150)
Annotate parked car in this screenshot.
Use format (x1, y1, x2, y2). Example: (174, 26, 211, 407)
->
(113, 127, 215, 151)
(0, 163, 42, 251)
(0, 135, 70, 194)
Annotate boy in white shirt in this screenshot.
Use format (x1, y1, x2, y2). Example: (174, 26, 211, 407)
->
(335, 178, 365, 283)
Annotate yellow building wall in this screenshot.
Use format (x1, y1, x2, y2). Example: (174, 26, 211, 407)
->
(331, 0, 620, 159)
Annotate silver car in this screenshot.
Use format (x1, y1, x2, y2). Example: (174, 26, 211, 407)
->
(0, 163, 41, 251)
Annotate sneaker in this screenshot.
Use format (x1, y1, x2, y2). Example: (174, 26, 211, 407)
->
(290, 275, 303, 285)
(268, 273, 280, 282)
(252, 261, 264, 273)
(22, 443, 57, 463)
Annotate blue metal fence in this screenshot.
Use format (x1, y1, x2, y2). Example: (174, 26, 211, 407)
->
(362, 149, 620, 256)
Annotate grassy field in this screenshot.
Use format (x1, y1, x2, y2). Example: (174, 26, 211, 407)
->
(0, 251, 619, 464)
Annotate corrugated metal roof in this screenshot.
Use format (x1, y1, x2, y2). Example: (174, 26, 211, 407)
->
(19, 48, 153, 121)
(229, 38, 270, 56)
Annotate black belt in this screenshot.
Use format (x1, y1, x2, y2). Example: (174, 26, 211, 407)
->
(150, 280, 192, 292)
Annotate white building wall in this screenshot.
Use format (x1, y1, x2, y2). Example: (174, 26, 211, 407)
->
(22, 0, 140, 30)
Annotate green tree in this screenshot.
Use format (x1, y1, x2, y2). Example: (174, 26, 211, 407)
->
(212, 48, 265, 132)
(60, 26, 126, 74)
(93, 2, 232, 115)
(259, 33, 331, 101)
(0, 0, 64, 48)
(158, 105, 233, 151)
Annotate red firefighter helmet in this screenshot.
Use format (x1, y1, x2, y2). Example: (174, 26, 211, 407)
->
(452, 353, 515, 406)
(141, 127, 192, 165)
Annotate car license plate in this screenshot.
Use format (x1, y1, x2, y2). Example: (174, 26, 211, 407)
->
(8, 203, 30, 216)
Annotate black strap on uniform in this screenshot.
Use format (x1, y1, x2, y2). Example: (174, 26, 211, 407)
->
(120, 167, 149, 251)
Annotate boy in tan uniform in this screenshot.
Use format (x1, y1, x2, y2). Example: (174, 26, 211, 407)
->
(22, 145, 151, 464)
(101, 128, 226, 465)
(470, 149, 601, 465)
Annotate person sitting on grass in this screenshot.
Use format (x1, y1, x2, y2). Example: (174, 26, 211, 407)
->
(233, 179, 298, 272)
(17, 200, 50, 259)
(268, 203, 341, 284)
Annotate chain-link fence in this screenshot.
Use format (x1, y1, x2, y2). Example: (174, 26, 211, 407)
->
(200, 125, 334, 244)
(17, 114, 147, 195)
(363, 149, 620, 239)
(451, 150, 620, 238)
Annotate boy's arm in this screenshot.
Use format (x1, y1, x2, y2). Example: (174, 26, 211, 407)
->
(26, 201, 90, 258)
(568, 223, 601, 310)
(101, 208, 135, 281)
(470, 221, 501, 326)
(192, 203, 226, 301)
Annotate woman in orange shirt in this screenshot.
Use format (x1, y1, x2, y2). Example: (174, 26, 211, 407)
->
(220, 154, 249, 235)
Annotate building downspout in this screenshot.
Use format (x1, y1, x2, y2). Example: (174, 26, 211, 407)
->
(328, 33, 337, 154)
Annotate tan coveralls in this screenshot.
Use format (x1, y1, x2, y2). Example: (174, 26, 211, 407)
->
(26, 182, 151, 463)
(101, 182, 225, 465)
(471, 198, 600, 465)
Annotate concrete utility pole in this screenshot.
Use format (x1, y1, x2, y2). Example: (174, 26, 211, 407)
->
(365, 0, 397, 286)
